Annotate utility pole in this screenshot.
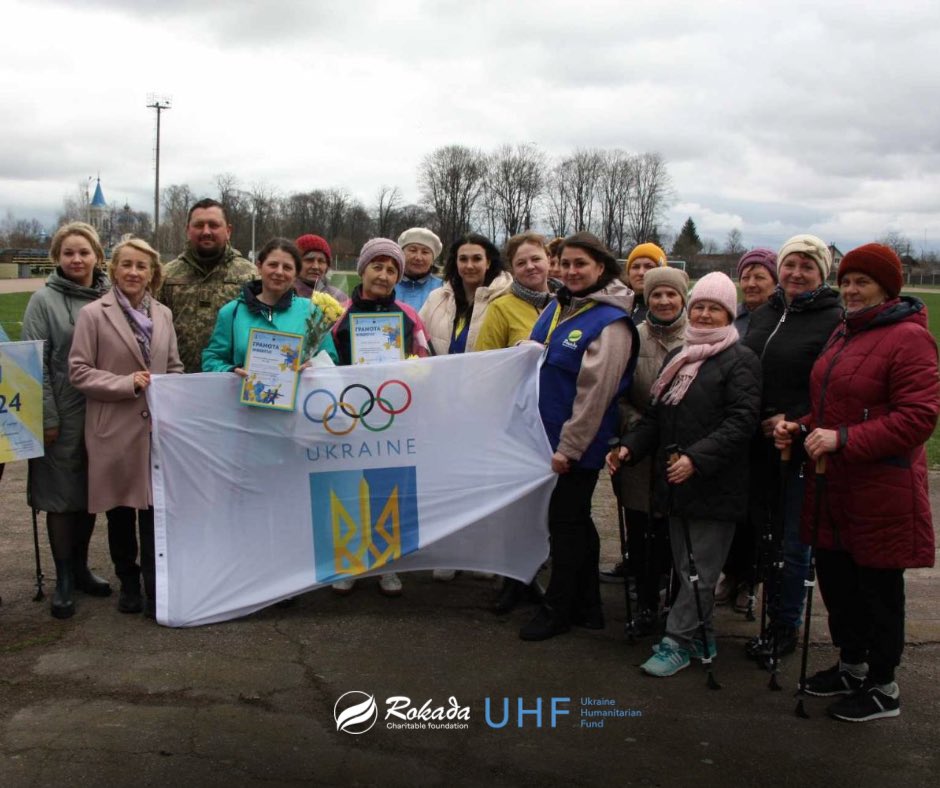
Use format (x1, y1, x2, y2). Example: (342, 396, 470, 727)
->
(146, 94, 171, 247)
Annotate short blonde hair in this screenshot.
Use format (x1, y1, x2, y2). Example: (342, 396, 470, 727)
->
(49, 222, 105, 266)
(109, 236, 163, 293)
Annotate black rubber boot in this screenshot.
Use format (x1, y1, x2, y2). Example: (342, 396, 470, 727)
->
(73, 516, 112, 597)
(519, 604, 570, 641)
(51, 556, 75, 619)
(494, 579, 526, 614)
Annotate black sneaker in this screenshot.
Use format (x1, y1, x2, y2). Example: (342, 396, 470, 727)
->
(803, 663, 866, 697)
(828, 682, 900, 722)
(747, 625, 799, 664)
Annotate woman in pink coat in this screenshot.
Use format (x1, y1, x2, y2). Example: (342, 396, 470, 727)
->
(69, 237, 183, 618)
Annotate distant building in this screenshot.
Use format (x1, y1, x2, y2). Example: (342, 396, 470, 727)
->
(828, 244, 844, 275)
(89, 177, 109, 239)
(84, 178, 147, 251)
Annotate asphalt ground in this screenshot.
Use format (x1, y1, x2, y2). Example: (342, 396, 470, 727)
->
(1, 459, 938, 787)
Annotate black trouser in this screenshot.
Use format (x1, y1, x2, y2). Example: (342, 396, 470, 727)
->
(107, 507, 155, 602)
(815, 547, 905, 685)
(625, 508, 671, 612)
(544, 469, 600, 622)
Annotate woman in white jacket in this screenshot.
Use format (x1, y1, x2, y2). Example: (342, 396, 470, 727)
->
(420, 233, 512, 356)
(420, 233, 512, 581)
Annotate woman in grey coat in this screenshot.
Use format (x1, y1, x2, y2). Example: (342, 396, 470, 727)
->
(22, 222, 111, 618)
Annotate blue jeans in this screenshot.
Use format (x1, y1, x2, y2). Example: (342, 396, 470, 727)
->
(771, 468, 811, 629)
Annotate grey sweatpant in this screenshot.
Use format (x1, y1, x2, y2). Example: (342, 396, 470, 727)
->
(665, 517, 735, 649)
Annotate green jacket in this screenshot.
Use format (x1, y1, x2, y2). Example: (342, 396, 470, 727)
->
(159, 244, 257, 372)
(202, 281, 338, 372)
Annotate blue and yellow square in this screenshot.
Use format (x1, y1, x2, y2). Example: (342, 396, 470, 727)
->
(310, 467, 419, 583)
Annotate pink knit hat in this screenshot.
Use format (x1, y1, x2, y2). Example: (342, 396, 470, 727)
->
(688, 271, 738, 321)
(357, 238, 405, 281)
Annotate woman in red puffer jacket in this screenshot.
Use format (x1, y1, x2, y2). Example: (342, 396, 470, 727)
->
(776, 243, 939, 723)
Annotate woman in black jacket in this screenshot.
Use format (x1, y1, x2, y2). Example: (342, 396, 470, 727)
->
(741, 234, 842, 663)
(609, 272, 761, 677)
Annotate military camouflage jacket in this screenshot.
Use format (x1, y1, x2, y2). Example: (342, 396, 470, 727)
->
(159, 245, 257, 372)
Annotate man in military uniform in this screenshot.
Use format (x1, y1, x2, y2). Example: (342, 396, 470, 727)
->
(159, 199, 257, 372)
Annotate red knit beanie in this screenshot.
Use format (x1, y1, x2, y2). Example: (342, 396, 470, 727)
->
(295, 234, 332, 265)
(838, 243, 903, 298)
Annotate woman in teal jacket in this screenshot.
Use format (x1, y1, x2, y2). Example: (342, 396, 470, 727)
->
(203, 238, 337, 372)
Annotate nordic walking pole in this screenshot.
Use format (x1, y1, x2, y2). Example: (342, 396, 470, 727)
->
(31, 507, 45, 601)
(795, 454, 827, 718)
(766, 444, 792, 691)
(666, 445, 720, 690)
(608, 438, 635, 641)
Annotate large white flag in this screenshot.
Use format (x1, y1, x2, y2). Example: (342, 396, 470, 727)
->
(149, 345, 555, 627)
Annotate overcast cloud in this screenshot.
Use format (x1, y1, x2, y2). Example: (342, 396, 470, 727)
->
(2, 0, 938, 252)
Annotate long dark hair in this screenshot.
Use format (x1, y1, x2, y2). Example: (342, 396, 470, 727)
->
(443, 233, 505, 320)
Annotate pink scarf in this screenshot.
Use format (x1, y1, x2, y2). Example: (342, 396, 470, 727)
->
(650, 324, 739, 406)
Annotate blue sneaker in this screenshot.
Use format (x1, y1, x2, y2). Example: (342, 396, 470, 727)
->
(641, 637, 691, 677)
(653, 637, 716, 661)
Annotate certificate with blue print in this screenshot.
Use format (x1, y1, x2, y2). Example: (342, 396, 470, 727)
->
(239, 328, 304, 412)
(349, 313, 405, 365)
(0, 340, 44, 463)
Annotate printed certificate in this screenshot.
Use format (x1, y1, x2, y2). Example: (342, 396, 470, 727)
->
(349, 313, 405, 365)
(0, 340, 44, 463)
(239, 328, 304, 411)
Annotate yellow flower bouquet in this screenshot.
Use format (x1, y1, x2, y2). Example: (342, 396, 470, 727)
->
(303, 291, 345, 362)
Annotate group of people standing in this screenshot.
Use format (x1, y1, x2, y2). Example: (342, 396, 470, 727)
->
(10, 202, 937, 723)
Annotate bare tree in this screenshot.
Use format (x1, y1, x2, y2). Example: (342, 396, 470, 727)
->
(159, 183, 194, 255)
(476, 182, 499, 244)
(544, 162, 572, 239)
(486, 143, 545, 242)
(597, 149, 634, 256)
(324, 188, 350, 242)
(566, 149, 604, 232)
(374, 186, 401, 237)
(625, 152, 672, 246)
(418, 144, 488, 250)
(392, 204, 436, 241)
(725, 227, 744, 255)
(58, 180, 93, 226)
(0, 211, 47, 248)
(878, 230, 913, 259)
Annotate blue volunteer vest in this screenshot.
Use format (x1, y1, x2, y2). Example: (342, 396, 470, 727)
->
(530, 300, 638, 469)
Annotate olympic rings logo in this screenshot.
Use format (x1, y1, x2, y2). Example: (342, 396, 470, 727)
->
(302, 379, 413, 435)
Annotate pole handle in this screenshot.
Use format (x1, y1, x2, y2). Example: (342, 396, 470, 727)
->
(816, 455, 827, 474)
(780, 446, 792, 462)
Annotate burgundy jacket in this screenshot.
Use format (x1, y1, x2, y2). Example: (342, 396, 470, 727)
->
(798, 298, 939, 568)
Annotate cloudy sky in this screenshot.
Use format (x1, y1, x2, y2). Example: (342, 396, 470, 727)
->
(2, 0, 939, 253)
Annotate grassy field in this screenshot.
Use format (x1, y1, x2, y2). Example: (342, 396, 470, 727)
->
(0, 292, 31, 341)
(3, 287, 940, 464)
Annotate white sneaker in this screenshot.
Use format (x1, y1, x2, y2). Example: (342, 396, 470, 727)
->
(379, 573, 403, 596)
(433, 569, 457, 581)
(332, 578, 356, 595)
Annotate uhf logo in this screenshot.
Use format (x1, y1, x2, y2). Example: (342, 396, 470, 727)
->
(334, 691, 378, 734)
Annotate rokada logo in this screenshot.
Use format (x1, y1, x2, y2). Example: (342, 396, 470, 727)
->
(334, 691, 378, 734)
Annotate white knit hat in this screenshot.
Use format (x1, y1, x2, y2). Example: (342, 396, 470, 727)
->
(397, 227, 442, 260)
(777, 234, 832, 280)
